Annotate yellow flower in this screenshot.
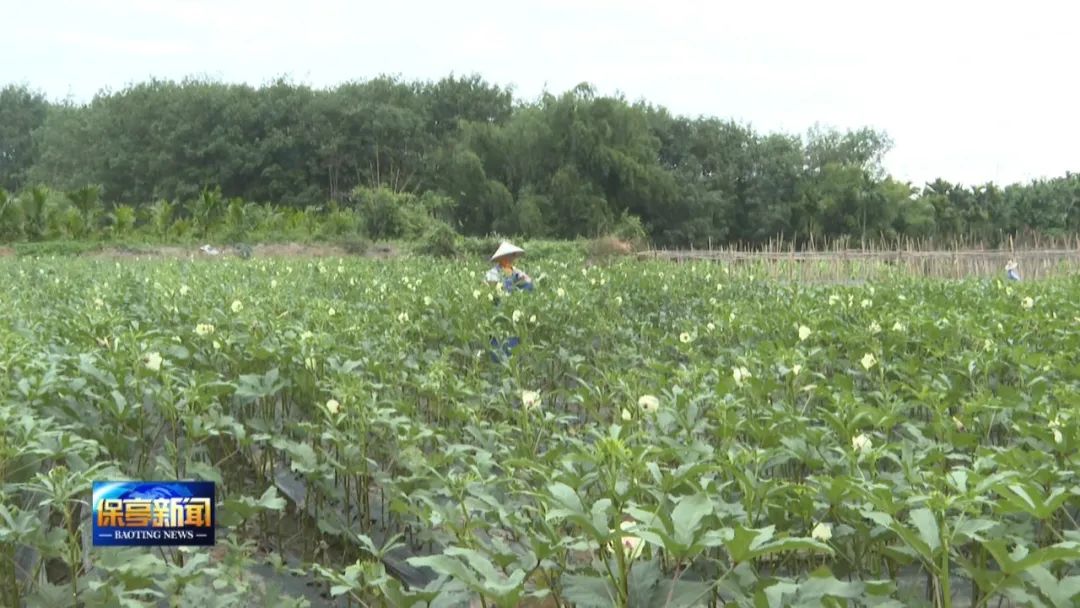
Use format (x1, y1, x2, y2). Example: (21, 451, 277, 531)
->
(811, 522, 832, 542)
(613, 519, 644, 560)
(231, 300, 243, 313)
(522, 390, 541, 410)
(860, 353, 877, 370)
(1050, 417, 1063, 444)
(326, 399, 340, 414)
(798, 325, 811, 341)
(195, 323, 215, 336)
(328, 308, 336, 316)
(143, 352, 162, 372)
(638, 395, 660, 413)
(733, 366, 752, 387)
(852, 433, 872, 454)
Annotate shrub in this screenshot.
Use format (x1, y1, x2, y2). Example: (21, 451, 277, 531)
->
(412, 221, 460, 258)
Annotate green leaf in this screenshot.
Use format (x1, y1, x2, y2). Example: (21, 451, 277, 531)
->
(909, 508, 941, 553)
(547, 482, 585, 514)
(561, 574, 616, 608)
(670, 493, 713, 548)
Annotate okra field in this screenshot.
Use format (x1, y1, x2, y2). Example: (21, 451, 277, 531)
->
(2, 252, 1080, 608)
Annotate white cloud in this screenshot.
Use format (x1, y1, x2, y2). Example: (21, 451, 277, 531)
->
(2, 0, 1078, 186)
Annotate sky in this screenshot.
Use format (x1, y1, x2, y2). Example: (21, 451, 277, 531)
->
(3, 0, 1078, 187)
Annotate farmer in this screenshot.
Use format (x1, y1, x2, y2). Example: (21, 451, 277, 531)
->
(485, 242, 533, 361)
(1005, 259, 1021, 281)
(486, 242, 534, 292)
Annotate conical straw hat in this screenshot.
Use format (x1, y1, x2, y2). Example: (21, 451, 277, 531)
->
(490, 242, 525, 262)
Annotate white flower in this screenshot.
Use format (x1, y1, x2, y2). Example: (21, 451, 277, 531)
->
(328, 308, 336, 316)
(892, 321, 905, 332)
(729, 311, 735, 322)
(852, 433, 872, 454)
(473, 289, 481, 299)
(590, 278, 597, 286)
(212, 340, 221, 350)
(679, 332, 692, 344)
(638, 395, 660, 413)
(423, 296, 432, 307)
(869, 321, 882, 335)
(529, 315, 537, 324)
(792, 364, 803, 376)
(487, 293, 495, 302)
(195, 323, 215, 336)
(861, 299, 873, 309)
(707, 322, 716, 332)
(860, 353, 877, 370)
(615, 295, 623, 306)
(305, 356, 317, 370)
(513, 310, 523, 323)
(337, 265, 344, 274)
(94, 298, 104, 308)
(522, 390, 541, 410)
(811, 522, 832, 542)
(828, 294, 841, 306)
(621, 408, 632, 421)
(1053, 428, 1063, 444)
(1021, 296, 1034, 309)
(397, 312, 409, 323)
(143, 352, 162, 372)
(179, 284, 191, 296)
(798, 325, 811, 341)
(326, 399, 340, 414)
(733, 366, 752, 386)
(557, 288, 566, 298)
(270, 280, 277, 289)
(952, 416, 965, 431)
(231, 300, 244, 313)
(300, 331, 314, 340)
(898, 294, 907, 301)
(983, 338, 994, 351)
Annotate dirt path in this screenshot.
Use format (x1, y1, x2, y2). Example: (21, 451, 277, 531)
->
(0, 242, 401, 260)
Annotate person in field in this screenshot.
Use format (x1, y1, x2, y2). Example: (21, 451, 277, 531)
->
(485, 242, 533, 361)
(1005, 259, 1021, 281)
(486, 242, 534, 292)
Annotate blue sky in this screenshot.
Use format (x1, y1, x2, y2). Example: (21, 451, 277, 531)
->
(4, 0, 1078, 187)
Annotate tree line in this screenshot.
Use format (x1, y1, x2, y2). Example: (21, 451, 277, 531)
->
(1, 76, 1078, 247)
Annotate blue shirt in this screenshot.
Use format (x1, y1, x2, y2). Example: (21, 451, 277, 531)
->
(486, 265, 534, 293)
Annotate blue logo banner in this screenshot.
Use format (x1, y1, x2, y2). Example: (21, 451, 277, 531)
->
(91, 481, 215, 546)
